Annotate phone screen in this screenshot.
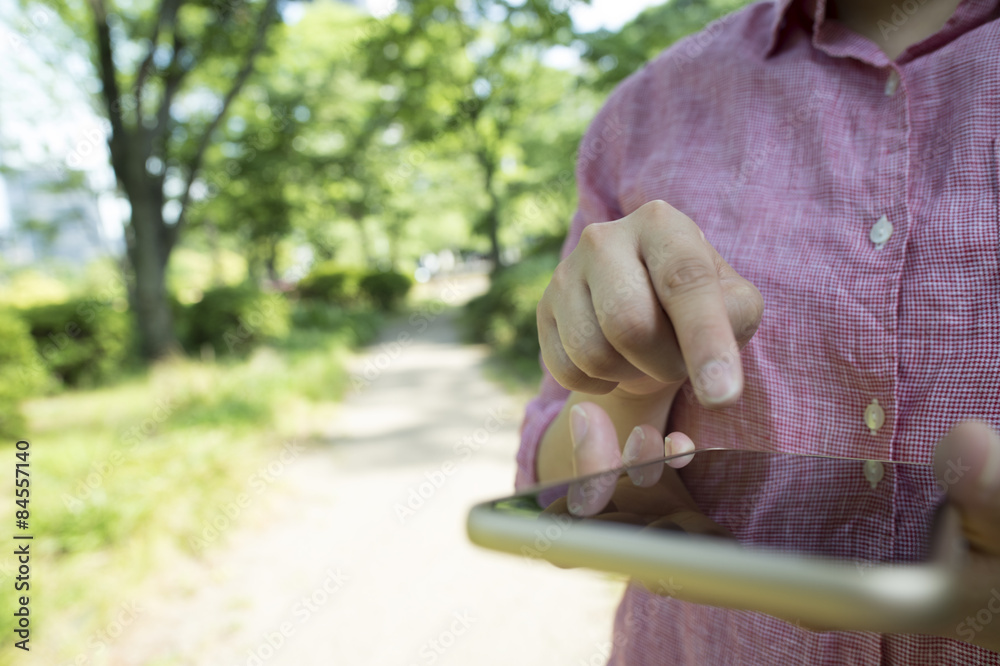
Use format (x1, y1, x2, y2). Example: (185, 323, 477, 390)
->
(493, 449, 947, 567)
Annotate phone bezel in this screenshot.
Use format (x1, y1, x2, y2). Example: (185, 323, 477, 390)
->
(466, 448, 966, 632)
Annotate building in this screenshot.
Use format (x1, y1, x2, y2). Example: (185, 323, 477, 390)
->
(0, 168, 114, 268)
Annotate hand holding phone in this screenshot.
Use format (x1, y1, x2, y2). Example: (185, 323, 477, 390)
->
(469, 449, 967, 633)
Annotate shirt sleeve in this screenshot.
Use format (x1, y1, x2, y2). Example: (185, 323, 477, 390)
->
(514, 72, 639, 491)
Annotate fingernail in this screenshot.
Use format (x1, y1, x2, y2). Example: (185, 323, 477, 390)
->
(570, 405, 589, 451)
(622, 427, 644, 464)
(666, 435, 695, 468)
(696, 359, 739, 405)
(623, 427, 645, 485)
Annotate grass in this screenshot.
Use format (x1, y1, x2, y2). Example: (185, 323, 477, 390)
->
(0, 316, 378, 666)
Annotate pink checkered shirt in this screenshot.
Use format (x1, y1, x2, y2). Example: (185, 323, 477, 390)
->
(516, 0, 1000, 663)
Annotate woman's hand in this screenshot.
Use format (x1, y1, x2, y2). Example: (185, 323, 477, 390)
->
(537, 199, 764, 403)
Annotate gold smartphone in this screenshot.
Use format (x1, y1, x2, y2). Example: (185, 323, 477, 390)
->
(467, 449, 965, 632)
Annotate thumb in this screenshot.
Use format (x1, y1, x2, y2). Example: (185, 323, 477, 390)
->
(567, 402, 622, 516)
(934, 420, 1000, 555)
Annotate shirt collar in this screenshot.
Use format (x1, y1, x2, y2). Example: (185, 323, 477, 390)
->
(765, 0, 815, 57)
(765, 0, 1000, 63)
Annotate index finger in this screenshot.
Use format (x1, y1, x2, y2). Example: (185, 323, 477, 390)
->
(637, 203, 742, 407)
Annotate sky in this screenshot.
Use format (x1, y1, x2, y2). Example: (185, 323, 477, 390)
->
(568, 0, 664, 32)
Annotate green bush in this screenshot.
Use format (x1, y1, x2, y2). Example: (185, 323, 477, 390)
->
(19, 299, 132, 388)
(297, 262, 364, 305)
(359, 270, 412, 311)
(290, 300, 348, 331)
(298, 263, 412, 312)
(463, 253, 558, 361)
(185, 286, 291, 357)
(0, 311, 49, 437)
(290, 301, 380, 345)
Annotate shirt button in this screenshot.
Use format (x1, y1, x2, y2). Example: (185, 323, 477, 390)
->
(864, 460, 885, 489)
(884, 70, 900, 96)
(864, 398, 885, 435)
(869, 214, 893, 250)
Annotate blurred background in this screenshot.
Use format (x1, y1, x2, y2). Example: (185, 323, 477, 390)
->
(0, 0, 749, 663)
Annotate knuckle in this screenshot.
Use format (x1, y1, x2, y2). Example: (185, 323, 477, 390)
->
(535, 298, 548, 323)
(574, 221, 621, 254)
(568, 341, 620, 380)
(541, 336, 600, 392)
(542, 349, 586, 390)
(659, 258, 718, 297)
(607, 266, 650, 302)
(549, 261, 572, 290)
(635, 199, 674, 220)
(543, 342, 617, 394)
(561, 316, 599, 351)
(602, 307, 656, 352)
(577, 221, 613, 252)
(744, 289, 765, 337)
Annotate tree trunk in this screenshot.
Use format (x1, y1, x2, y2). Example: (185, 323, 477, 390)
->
(476, 149, 503, 272)
(89, 0, 278, 362)
(265, 242, 279, 283)
(483, 207, 501, 272)
(126, 193, 176, 359)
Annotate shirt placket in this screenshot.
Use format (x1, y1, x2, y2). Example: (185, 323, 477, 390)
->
(866, 62, 909, 467)
(810, 25, 912, 586)
(856, 62, 910, 585)
(810, 29, 908, 469)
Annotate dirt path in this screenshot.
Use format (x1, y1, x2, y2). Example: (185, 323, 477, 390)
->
(106, 275, 626, 666)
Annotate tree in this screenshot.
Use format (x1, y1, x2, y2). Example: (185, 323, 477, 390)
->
(39, 0, 282, 358)
(358, 0, 585, 271)
(162, 1, 593, 283)
(190, 85, 304, 283)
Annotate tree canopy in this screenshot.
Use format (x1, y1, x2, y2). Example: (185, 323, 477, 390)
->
(2, 0, 753, 359)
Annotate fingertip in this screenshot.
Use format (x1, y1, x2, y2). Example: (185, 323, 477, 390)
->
(571, 402, 621, 477)
(935, 420, 1000, 503)
(693, 356, 742, 408)
(625, 424, 666, 487)
(665, 431, 695, 468)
